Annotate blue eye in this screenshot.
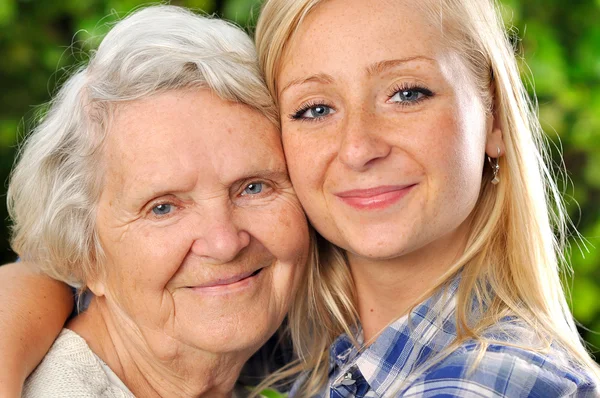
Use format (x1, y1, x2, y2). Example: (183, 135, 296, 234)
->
(152, 203, 173, 216)
(389, 86, 433, 104)
(243, 182, 263, 195)
(291, 104, 335, 120)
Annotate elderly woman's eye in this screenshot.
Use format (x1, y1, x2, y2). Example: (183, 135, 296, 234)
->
(152, 203, 173, 216)
(290, 102, 336, 120)
(388, 85, 434, 104)
(243, 182, 264, 195)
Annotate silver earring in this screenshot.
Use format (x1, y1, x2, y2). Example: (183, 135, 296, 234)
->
(487, 147, 500, 185)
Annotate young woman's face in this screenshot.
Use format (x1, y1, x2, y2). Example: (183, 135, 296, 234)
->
(277, 0, 503, 261)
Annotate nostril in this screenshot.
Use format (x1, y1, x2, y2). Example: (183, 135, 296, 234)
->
(190, 228, 251, 263)
(238, 230, 251, 248)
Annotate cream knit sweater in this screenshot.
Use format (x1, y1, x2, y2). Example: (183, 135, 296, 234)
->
(23, 329, 249, 397)
(23, 329, 135, 397)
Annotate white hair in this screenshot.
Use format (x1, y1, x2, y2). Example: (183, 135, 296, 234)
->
(7, 5, 277, 288)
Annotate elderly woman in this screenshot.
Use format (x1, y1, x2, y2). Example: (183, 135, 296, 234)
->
(3, 6, 308, 397)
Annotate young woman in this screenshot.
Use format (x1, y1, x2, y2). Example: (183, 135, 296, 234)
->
(2, 0, 599, 396)
(253, 0, 600, 395)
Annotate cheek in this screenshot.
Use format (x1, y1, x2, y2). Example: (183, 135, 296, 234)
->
(282, 133, 306, 178)
(100, 223, 191, 296)
(249, 196, 309, 265)
(282, 130, 333, 203)
(242, 199, 309, 311)
(417, 105, 485, 176)
(282, 136, 311, 200)
(449, 114, 487, 188)
(283, 127, 331, 174)
(418, 110, 486, 215)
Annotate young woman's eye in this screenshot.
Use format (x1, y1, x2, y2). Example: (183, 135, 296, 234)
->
(151, 203, 173, 216)
(388, 85, 433, 104)
(290, 103, 336, 120)
(242, 182, 264, 195)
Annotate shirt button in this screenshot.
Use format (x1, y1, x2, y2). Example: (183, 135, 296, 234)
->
(340, 371, 356, 386)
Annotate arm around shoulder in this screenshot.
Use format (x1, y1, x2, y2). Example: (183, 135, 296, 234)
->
(0, 262, 73, 397)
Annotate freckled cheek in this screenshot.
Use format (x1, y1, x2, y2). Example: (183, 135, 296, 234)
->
(410, 114, 467, 171)
(249, 203, 309, 263)
(269, 205, 310, 297)
(103, 225, 191, 289)
(413, 118, 484, 202)
(282, 136, 304, 171)
(283, 136, 330, 198)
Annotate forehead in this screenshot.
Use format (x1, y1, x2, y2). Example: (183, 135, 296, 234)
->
(280, 0, 443, 77)
(103, 90, 284, 191)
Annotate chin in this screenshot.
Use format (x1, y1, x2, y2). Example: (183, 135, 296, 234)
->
(181, 311, 282, 355)
(341, 229, 419, 260)
(198, 324, 275, 354)
(348, 244, 411, 261)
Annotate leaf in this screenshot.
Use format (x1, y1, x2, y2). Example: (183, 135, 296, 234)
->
(571, 277, 600, 323)
(0, 0, 15, 25)
(222, 0, 261, 26)
(259, 388, 287, 398)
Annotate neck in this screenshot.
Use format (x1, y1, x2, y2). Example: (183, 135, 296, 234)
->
(68, 298, 246, 398)
(348, 220, 470, 343)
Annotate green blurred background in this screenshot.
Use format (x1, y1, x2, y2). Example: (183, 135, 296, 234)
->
(1, 0, 599, 357)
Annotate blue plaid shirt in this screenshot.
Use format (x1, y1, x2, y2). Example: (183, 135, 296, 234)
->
(291, 277, 599, 397)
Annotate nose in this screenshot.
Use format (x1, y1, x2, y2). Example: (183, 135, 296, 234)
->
(189, 207, 251, 263)
(338, 111, 391, 171)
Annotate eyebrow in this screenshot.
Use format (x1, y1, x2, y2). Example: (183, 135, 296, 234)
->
(280, 56, 436, 95)
(233, 168, 290, 183)
(130, 169, 290, 201)
(280, 73, 335, 95)
(366, 56, 436, 76)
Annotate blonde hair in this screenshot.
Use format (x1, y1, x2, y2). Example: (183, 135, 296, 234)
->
(255, 0, 600, 394)
(8, 5, 276, 289)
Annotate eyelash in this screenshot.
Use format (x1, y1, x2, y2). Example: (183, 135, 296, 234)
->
(288, 84, 434, 122)
(387, 83, 434, 106)
(147, 200, 179, 219)
(289, 100, 335, 123)
(238, 180, 274, 198)
(145, 180, 277, 219)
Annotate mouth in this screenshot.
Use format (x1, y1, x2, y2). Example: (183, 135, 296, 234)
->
(335, 184, 416, 210)
(187, 267, 265, 293)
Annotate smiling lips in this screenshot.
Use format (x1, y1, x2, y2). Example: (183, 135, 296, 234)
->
(335, 184, 416, 210)
(189, 268, 263, 293)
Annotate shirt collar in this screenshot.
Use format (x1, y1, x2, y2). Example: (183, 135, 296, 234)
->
(328, 275, 461, 396)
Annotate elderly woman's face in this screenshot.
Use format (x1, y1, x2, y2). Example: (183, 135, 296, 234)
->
(93, 89, 308, 357)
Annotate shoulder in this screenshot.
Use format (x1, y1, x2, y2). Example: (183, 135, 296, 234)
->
(23, 329, 134, 398)
(402, 339, 599, 398)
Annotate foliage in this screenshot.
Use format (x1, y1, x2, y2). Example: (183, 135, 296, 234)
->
(503, 0, 600, 352)
(0, 0, 599, 359)
(258, 388, 287, 398)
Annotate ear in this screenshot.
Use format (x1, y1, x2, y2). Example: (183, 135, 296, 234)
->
(86, 272, 106, 297)
(485, 109, 505, 158)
